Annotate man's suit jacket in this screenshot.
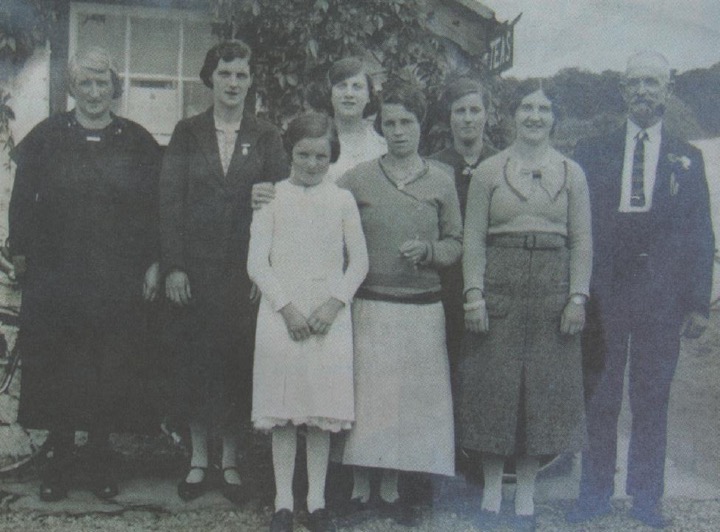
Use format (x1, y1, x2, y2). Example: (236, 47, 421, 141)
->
(159, 107, 289, 274)
(574, 125, 714, 326)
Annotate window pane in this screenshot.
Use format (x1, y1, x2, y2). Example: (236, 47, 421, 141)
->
(125, 79, 179, 137)
(75, 14, 126, 70)
(183, 21, 218, 78)
(129, 18, 179, 76)
(183, 81, 213, 118)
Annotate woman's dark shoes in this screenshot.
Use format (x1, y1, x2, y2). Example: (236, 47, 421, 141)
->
(90, 457, 119, 500)
(220, 466, 245, 505)
(475, 509, 500, 530)
(513, 514, 537, 532)
(39, 447, 70, 502)
(307, 508, 334, 532)
(377, 498, 420, 527)
(177, 466, 208, 502)
(270, 508, 294, 532)
(92, 477, 119, 500)
(39, 477, 68, 502)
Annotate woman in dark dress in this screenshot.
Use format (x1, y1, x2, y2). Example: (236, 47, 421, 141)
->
(9, 46, 162, 501)
(429, 78, 497, 480)
(159, 40, 288, 503)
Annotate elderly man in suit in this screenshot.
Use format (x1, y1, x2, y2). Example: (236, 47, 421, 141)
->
(567, 51, 715, 528)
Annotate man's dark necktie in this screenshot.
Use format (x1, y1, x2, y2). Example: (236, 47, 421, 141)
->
(630, 130, 648, 207)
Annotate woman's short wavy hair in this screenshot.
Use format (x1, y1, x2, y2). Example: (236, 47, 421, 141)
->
(373, 81, 427, 136)
(439, 77, 490, 120)
(507, 78, 564, 136)
(284, 112, 341, 164)
(507, 79, 563, 119)
(306, 57, 378, 118)
(67, 46, 123, 99)
(200, 40, 253, 88)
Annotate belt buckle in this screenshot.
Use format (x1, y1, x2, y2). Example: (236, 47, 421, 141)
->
(524, 234, 537, 249)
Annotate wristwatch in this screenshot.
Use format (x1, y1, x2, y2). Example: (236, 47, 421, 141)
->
(569, 293, 587, 305)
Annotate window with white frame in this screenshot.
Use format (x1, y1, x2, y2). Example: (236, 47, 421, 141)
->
(69, 2, 219, 144)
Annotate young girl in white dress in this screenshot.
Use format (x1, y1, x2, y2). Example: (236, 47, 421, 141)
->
(247, 113, 369, 532)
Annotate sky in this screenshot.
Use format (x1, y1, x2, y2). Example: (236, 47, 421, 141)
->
(481, 0, 720, 78)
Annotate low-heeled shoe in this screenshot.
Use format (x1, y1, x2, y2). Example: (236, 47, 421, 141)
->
(307, 508, 334, 532)
(270, 508, 294, 532)
(476, 509, 500, 529)
(92, 478, 119, 500)
(220, 467, 245, 505)
(377, 498, 420, 527)
(39, 478, 68, 502)
(513, 514, 537, 532)
(177, 467, 208, 502)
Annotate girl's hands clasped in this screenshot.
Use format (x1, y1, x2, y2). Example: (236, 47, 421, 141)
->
(280, 298, 345, 341)
(279, 303, 312, 342)
(307, 297, 345, 335)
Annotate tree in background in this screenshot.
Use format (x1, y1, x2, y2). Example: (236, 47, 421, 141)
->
(211, 0, 451, 122)
(208, 0, 500, 154)
(674, 63, 720, 138)
(0, 0, 57, 156)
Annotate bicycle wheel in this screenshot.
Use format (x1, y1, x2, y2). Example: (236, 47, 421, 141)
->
(0, 282, 48, 474)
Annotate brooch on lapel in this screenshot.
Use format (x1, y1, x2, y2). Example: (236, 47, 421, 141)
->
(241, 143, 251, 156)
(667, 153, 691, 197)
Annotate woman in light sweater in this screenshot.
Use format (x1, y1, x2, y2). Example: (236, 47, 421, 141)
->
(459, 79, 592, 531)
(337, 82, 462, 525)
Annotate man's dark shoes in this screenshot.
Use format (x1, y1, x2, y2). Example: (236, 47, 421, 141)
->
(270, 508, 294, 532)
(565, 497, 611, 523)
(177, 467, 208, 501)
(220, 467, 245, 505)
(630, 502, 670, 529)
(307, 508, 334, 532)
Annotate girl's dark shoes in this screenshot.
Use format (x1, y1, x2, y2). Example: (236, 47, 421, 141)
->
(220, 466, 245, 505)
(307, 508, 334, 532)
(270, 508, 293, 532)
(177, 467, 208, 501)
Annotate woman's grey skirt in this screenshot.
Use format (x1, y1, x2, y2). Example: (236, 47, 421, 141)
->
(456, 233, 586, 456)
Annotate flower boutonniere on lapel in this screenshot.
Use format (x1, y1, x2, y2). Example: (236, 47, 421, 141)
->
(241, 143, 251, 156)
(667, 153, 692, 197)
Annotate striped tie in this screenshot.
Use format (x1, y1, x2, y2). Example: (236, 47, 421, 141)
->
(630, 130, 648, 207)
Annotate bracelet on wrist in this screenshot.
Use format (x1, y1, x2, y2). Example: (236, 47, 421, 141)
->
(464, 287, 484, 300)
(568, 293, 588, 305)
(464, 300, 484, 311)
